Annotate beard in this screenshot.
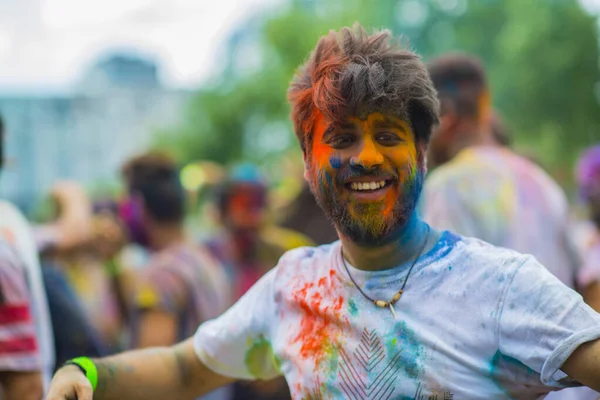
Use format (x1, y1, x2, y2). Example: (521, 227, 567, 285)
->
(308, 160, 425, 247)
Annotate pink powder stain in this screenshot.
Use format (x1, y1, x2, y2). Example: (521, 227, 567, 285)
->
(290, 269, 346, 367)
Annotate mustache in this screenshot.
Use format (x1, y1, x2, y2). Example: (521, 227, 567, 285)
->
(336, 164, 400, 183)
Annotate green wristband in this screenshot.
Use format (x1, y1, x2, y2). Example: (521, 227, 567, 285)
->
(66, 357, 98, 391)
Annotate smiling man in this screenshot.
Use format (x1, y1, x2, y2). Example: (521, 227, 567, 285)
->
(46, 24, 600, 400)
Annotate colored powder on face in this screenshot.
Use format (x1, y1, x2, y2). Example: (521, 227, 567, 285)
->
(329, 153, 342, 169)
(245, 336, 280, 378)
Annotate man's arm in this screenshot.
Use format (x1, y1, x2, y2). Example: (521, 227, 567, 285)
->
(561, 339, 600, 390)
(46, 338, 234, 400)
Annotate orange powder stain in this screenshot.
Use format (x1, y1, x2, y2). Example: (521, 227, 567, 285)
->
(311, 111, 335, 169)
(291, 269, 346, 367)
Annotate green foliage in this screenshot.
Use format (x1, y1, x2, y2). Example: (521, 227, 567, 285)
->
(159, 0, 600, 191)
(415, 0, 600, 188)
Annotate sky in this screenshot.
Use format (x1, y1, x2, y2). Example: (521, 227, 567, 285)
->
(0, 0, 598, 93)
(0, 0, 283, 92)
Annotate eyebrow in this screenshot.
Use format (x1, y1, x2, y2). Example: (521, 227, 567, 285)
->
(323, 122, 354, 139)
(372, 118, 408, 132)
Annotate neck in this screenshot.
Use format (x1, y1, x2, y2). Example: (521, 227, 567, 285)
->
(340, 213, 430, 271)
(148, 223, 185, 251)
(448, 122, 497, 160)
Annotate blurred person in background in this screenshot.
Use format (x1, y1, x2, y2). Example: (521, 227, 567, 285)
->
(422, 53, 596, 400)
(422, 53, 581, 289)
(37, 183, 124, 360)
(279, 183, 338, 245)
(490, 109, 512, 148)
(0, 241, 44, 400)
(0, 113, 54, 396)
(206, 164, 312, 301)
(120, 152, 232, 400)
(120, 152, 231, 344)
(205, 164, 312, 400)
(574, 145, 600, 310)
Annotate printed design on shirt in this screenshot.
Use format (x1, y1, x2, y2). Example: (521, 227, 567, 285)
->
(414, 383, 454, 399)
(338, 327, 401, 400)
(335, 327, 455, 400)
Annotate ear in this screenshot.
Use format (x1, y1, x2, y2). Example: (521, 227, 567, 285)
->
(302, 152, 310, 182)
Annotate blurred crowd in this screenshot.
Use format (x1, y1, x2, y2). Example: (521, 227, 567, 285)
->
(0, 49, 599, 400)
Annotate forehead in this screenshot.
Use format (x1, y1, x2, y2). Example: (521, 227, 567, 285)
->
(312, 112, 413, 146)
(347, 112, 410, 128)
(313, 111, 410, 134)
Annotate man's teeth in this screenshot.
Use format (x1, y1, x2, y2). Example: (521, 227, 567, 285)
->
(350, 181, 387, 191)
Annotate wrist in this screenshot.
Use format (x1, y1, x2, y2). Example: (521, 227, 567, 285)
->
(64, 357, 98, 391)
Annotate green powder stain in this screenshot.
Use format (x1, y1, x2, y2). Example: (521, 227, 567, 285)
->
(348, 299, 358, 316)
(245, 337, 280, 379)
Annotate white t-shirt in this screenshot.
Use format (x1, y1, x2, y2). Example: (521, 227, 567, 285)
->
(194, 231, 600, 399)
(422, 147, 580, 289)
(0, 201, 55, 390)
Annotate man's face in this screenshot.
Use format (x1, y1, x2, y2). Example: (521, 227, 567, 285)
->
(305, 111, 425, 246)
(225, 184, 267, 231)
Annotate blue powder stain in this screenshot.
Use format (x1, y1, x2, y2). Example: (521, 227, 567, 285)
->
(388, 321, 425, 380)
(329, 153, 342, 169)
(490, 350, 539, 397)
(348, 299, 358, 316)
(448, 266, 452, 271)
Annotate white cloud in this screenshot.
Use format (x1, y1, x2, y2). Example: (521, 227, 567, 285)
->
(42, 0, 153, 28)
(0, 0, 283, 91)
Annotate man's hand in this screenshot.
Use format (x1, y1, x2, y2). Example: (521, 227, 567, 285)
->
(45, 365, 93, 400)
(44, 340, 235, 400)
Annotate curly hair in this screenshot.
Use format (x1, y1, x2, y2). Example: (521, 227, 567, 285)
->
(288, 23, 440, 155)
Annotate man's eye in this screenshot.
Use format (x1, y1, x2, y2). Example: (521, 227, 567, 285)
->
(329, 135, 355, 148)
(376, 133, 401, 144)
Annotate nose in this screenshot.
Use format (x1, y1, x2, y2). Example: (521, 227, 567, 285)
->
(350, 137, 384, 169)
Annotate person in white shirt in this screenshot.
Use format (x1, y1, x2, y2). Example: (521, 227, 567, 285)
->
(421, 51, 598, 400)
(46, 24, 600, 400)
(0, 114, 55, 393)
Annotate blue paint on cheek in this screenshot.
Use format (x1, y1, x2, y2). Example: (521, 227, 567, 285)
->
(329, 153, 342, 169)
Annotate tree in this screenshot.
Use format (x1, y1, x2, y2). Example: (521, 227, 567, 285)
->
(159, 0, 600, 190)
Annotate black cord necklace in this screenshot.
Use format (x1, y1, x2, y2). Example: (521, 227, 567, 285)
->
(341, 226, 430, 318)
